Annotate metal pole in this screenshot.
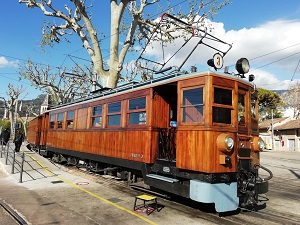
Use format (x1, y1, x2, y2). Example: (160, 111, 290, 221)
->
(1, 139, 3, 158)
(5, 143, 9, 165)
(271, 109, 275, 150)
(11, 151, 16, 174)
(19, 152, 25, 183)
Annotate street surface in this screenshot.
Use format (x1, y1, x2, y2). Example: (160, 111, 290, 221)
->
(0, 144, 299, 225)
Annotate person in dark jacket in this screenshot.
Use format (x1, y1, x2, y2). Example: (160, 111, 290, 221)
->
(13, 129, 24, 152)
(0, 128, 10, 146)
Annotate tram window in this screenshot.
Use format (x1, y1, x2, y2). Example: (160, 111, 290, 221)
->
(181, 88, 204, 123)
(66, 110, 74, 128)
(214, 88, 232, 105)
(108, 102, 121, 126)
(128, 97, 146, 125)
(238, 94, 245, 125)
(251, 96, 257, 118)
(129, 112, 146, 124)
(213, 87, 232, 124)
(108, 114, 121, 126)
(108, 102, 121, 113)
(50, 114, 55, 129)
(57, 112, 64, 129)
(213, 107, 231, 124)
(92, 106, 102, 127)
(129, 97, 146, 110)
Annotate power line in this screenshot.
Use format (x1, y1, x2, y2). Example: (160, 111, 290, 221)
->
(288, 58, 300, 90)
(2, 2, 300, 79)
(250, 51, 300, 72)
(250, 43, 300, 61)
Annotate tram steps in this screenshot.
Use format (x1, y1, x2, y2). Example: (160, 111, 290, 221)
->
(146, 174, 179, 183)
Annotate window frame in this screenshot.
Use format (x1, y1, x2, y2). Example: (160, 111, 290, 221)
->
(66, 110, 74, 129)
(57, 112, 64, 129)
(181, 86, 204, 124)
(91, 105, 103, 128)
(107, 101, 122, 127)
(238, 90, 247, 127)
(212, 86, 233, 125)
(127, 97, 147, 126)
(50, 113, 56, 129)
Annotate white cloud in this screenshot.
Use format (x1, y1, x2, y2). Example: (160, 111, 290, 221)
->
(220, 20, 300, 66)
(139, 18, 300, 90)
(250, 69, 300, 90)
(0, 56, 18, 68)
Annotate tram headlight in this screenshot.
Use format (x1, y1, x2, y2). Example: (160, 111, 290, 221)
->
(225, 136, 234, 150)
(251, 137, 265, 152)
(217, 133, 234, 152)
(258, 138, 265, 151)
(236, 58, 250, 74)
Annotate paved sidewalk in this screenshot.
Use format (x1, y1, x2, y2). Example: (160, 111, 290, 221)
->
(0, 142, 74, 188)
(0, 143, 190, 225)
(0, 142, 104, 225)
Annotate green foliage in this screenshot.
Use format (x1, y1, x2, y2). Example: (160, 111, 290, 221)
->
(0, 119, 11, 131)
(257, 88, 283, 120)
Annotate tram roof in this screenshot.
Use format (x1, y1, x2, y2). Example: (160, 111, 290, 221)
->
(48, 69, 253, 111)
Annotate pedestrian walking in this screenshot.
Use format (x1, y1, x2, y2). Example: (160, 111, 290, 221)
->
(0, 128, 10, 146)
(13, 129, 24, 152)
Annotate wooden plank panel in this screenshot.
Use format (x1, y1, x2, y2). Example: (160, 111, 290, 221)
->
(150, 89, 170, 128)
(47, 130, 155, 163)
(180, 76, 206, 88)
(40, 114, 49, 146)
(27, 117, 40, 145)
(76, 108, 88, 129)
(176, 130, 237, 173)
(212, 76, 235, 88)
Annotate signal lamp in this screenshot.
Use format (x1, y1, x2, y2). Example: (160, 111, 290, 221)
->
(236, 58, 250, 75)
(249, 74, 255, 82)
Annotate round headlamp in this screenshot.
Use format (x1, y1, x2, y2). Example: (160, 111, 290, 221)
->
(258, 138, 265, 151)
(236, 58, 250, 74)
(217, 133, 234, 152)
(225, 136, 234, 150)
(251, 137, 265, 152)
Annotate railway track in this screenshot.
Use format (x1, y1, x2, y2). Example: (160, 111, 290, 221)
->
(51, 160, 300, 225)
(0, 199, 28, 225)
(239, 207, 300, 225)
(263, 162, 300, 173)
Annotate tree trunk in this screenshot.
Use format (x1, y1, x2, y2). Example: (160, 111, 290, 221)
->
(9, 109, 14, 138)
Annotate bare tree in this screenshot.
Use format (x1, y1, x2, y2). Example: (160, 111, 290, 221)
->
(1, 84, 26, 136)
(19, 0, 230, 89)
(19, 60, 92, 104)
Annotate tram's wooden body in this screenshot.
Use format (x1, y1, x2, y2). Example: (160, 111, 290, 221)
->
(27, 70, 270, 212)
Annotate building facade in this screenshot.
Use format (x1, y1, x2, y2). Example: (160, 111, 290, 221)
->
(259, 117, 300, 151)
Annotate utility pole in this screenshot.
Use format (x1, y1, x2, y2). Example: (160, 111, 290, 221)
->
(271, 109, 275, 150)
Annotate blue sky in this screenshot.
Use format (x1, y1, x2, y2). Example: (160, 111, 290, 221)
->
(1, 0, 300, 100)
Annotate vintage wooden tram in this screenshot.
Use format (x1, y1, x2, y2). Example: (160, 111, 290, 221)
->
(27, 58, 272, 213)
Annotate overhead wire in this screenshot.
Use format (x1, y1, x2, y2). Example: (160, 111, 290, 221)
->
(1, 1, 300, 87)
(250, 51, 300, 72)
(288, 58, 300, 90)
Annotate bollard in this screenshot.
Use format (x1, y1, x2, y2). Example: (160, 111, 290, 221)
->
(19, 152, 25, 183)
(11, 151, 16, 174)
